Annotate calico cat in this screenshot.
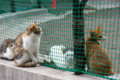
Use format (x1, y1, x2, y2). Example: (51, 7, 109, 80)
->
(85, 24, 115, 75)
(46, 45, 74, 69)
(0, 38, 15, 61)
(13, 22, 42, 67)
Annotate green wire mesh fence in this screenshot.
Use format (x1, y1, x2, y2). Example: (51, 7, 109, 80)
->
(0, 0, 120, 79)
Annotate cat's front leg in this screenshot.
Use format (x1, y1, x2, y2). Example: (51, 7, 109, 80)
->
(29, 52, 37, 63)
(34, 48, 41, 66)
(35, 47, 39, 59)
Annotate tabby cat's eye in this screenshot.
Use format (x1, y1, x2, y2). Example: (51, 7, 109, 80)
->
(99, 35, 103, 38)
(11, 45, 13, 47)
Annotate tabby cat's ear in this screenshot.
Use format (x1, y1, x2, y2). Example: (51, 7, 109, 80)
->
(96, 24, 102, 30)
(34, 21, 36, 24)
(89, 30, 94, 33)
(5, 39, 9, 44)
(89, 30, 95, 36)
(0, 43, 2, 49)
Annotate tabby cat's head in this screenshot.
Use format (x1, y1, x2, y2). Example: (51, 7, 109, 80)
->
(26, 22, 42, 36)
(5, 39, 15, 51)
(89, 24, 106, 41)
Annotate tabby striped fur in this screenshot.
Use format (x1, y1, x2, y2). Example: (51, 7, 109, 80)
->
(85, 24, 114, 75)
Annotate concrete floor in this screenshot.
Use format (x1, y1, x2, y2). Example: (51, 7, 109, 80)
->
(0, 59, 120, 80)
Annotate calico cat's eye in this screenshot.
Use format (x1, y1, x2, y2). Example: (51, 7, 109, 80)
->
(35, 31, 40, 34)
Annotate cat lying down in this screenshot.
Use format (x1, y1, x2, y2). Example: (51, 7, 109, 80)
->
(44, 45, 74, 69)
(0, 38, 15, 61)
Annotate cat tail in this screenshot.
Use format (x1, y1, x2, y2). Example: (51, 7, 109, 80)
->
(98, 64, 115, 76)
(20, 60, 41, 67)
(103, 63, 115, 76)
(91, 59, 115, 76)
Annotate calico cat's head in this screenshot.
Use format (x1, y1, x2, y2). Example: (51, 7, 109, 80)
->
(5, 39, 15, 51)
(26, 22, 43, 37)
(89, 24, 106, 41)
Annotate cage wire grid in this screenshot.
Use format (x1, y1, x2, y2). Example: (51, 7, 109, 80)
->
(0, 0, 120, 80)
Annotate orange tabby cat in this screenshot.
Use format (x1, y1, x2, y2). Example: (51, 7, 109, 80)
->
(85, 24, 115, 75)
(13, 22, 42, 67)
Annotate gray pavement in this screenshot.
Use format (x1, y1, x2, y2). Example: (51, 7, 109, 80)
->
(0, 59, 119, 80)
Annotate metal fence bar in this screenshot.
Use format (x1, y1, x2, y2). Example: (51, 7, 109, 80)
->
(10, 0, 16, 12)
(37, 0, 41, 8)
(73, 0, 88, 75)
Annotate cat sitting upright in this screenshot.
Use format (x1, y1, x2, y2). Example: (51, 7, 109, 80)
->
(0, 38, 15, 61)
(13, 22, 43, 67)
(85, 24, 115, 75)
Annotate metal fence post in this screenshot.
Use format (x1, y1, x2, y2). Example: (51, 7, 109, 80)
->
(37, 0, 41, 8)
(10, 0, 16, 12)
(73, 0, 88, 75)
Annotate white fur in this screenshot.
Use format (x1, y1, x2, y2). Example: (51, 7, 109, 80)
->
(50, 45, 66, 68)
(79, 0, 82, 2)
(22, 28, 42, 63)
(99, 35, 106, 44)
(47, 45, 74, 69)
(16, 53, 29, 65)
(65, 50, 74, 69)
(2, 46, 14, 59)
(44, 55, 51, 63)
(102, 35, 106, 40)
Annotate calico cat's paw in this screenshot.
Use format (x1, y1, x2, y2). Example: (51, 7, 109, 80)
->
(36, 64, 40, 67)
(37, 59, 41, 64)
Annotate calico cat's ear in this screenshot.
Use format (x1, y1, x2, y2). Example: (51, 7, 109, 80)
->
(31, 22, 37, 29)
(96, 24, 102, 30)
